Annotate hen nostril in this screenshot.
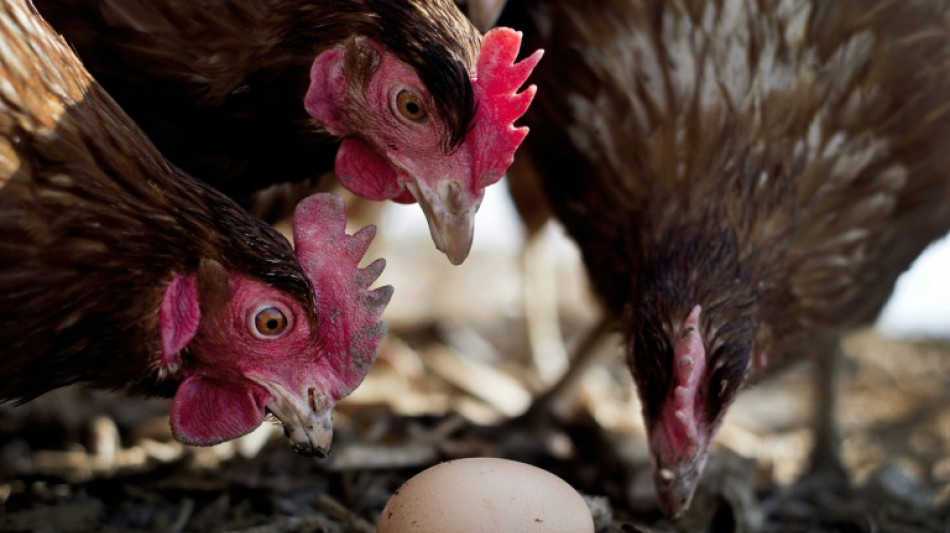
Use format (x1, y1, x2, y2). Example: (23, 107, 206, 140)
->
(445, 181, 465, 215)
(308, 387, 317, 412)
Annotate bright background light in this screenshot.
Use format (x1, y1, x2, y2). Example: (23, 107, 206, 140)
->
(380, 180, 950, 340)
(876, 233, 950, 339)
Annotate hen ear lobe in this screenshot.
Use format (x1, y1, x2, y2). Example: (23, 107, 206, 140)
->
(306, 37, 381, 137)
(158, 260, 231, 373)
(305, 47, 348, 136)
(159, 274, 200, 372)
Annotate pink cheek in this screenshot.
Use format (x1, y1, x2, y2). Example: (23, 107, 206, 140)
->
(385, 125, 453, 165)
(243, 326, 314, 368)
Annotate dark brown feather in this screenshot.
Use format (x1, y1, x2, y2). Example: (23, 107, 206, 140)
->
(33, 0, 482, 212)
(500, 0, 950, 512)
(0, 0, 314, 401)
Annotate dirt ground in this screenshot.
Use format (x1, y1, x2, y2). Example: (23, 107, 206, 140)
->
(1, 211, 949, 532)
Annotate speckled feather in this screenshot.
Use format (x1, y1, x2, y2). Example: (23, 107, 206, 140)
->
(500, 0, 950, 506)
(33, 0, 483, 212)
(0, 0, 313, 401)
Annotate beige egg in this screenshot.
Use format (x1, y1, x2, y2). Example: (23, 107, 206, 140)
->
(377, 457, 595, 533)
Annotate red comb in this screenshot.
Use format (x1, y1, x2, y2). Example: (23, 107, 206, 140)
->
(655, 305, 706, 460)
(470, 27, 543, 189)
(292, 193, 393, 398)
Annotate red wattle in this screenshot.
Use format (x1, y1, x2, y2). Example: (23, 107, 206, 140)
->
(170, 375, 269, 446)
(334, 139, 406, 201)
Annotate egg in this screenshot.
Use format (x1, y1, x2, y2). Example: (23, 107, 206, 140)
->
(376, 457, 595, 532)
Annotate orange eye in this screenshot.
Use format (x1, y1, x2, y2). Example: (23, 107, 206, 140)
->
(395, 90, 427, 121)
(254, 307, 288, 337)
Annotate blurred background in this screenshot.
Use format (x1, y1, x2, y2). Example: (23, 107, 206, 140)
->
(382, 177, 950, 337)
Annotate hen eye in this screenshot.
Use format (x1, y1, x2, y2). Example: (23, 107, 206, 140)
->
(254, 307, 287, 337)
(395, 90, 427, 121)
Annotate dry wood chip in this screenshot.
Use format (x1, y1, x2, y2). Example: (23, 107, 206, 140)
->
(422, 345, 531, 417)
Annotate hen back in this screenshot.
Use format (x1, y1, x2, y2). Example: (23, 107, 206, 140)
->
(500, 0, 950, 516)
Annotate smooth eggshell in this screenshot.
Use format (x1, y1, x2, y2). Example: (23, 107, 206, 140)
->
(377, 457, 594, 533)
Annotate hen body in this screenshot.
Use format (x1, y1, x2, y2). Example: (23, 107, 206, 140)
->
(34, 0, 471, 200)
(500, 0, 950, 516)
(0, 0, 390, 455)
(34, 0, 540, 264)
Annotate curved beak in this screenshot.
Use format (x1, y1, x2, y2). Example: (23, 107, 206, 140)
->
(654, 460, 702, 519)
(404, 179, 481, 265)
(264, 385, 334, 458)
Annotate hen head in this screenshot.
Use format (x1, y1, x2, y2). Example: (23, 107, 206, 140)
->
(630, 300, 756, 517)
(158, 194, 392, 456)
(305, 27, 542, 264)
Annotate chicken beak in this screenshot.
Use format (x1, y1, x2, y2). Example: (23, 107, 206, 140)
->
(265, 386, 334, 458)
(654, 461, 702, 519)
(404, 179, 480, 265)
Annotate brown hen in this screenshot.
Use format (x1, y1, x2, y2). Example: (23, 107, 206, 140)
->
(499, 0, 950, 517)
(34, 0, 542, 264)
(0, 0, 391, 457)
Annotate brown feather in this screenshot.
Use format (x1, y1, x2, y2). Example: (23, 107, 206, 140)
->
(500, 0, 950, 513)
(33, 0, 482, 212)
(0, 0, 314, 401)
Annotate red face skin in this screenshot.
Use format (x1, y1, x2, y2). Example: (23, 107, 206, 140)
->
(638, 305, 752, 518)
(158, 194, 392, 456)
(165, 276, 325, 452)
(647, 305, 712, 517)
(305, 28, 542, 265)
